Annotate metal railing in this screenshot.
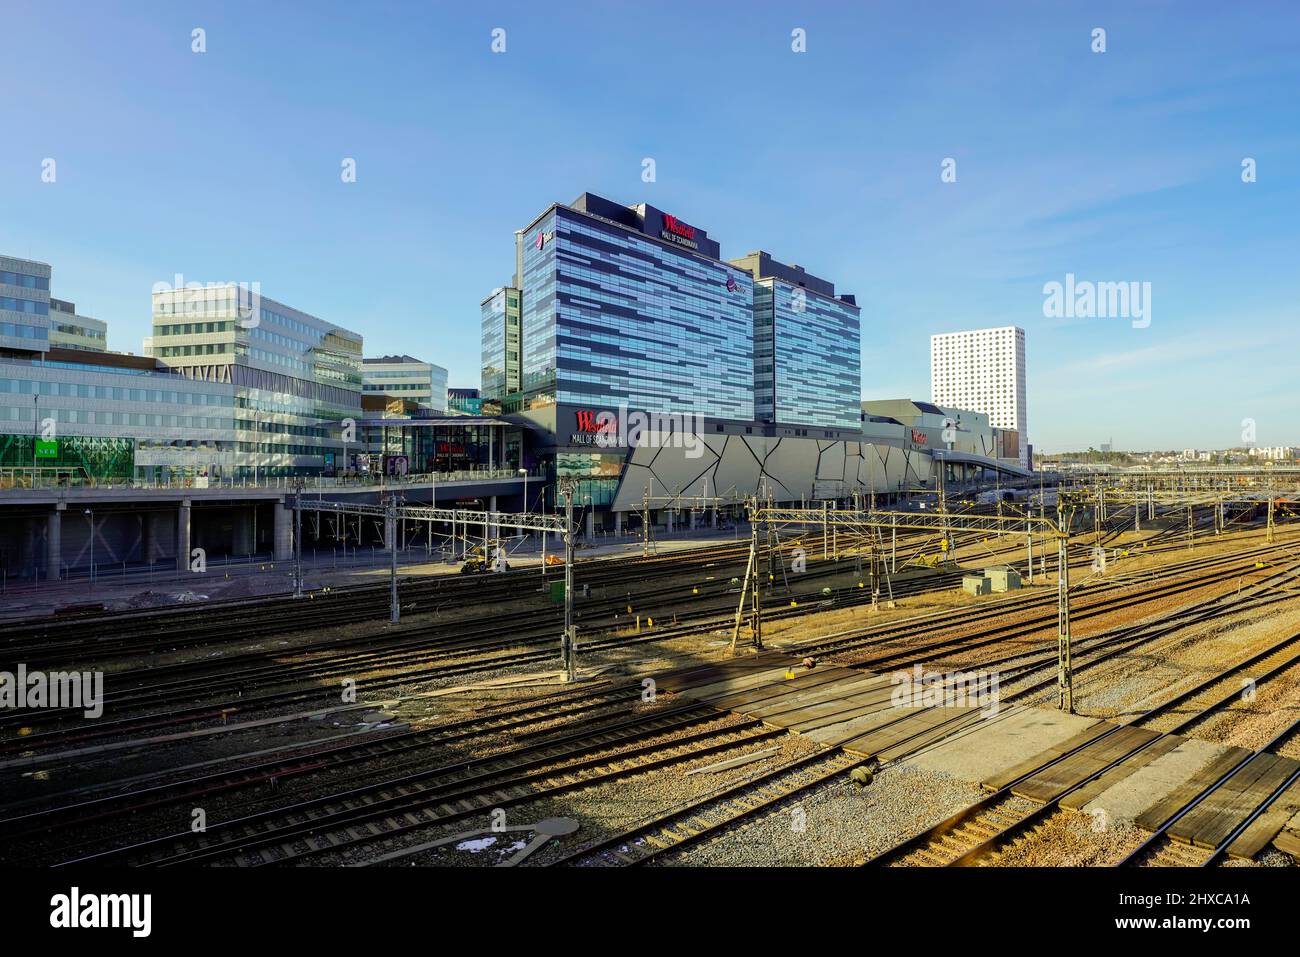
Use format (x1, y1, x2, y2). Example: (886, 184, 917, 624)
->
(0, 466, 534, 492)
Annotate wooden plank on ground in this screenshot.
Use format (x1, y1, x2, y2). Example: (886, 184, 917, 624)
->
(1174, 753, 1299, 850)
(672, 665, 801, 701)
(874, 709, 989, 763)
(1012, 725, 1161, 804)
(700, 668, 867, 711)
(839, 706, 979, 759)
(1135, 746, 1253, 833)
(1058, 734, 1185, 812)
(781, 697, 892, 734)
(980, 720, 1113, 792)
(653, 653, 788, 693)
(768, 682, 894, 725)
(740, 676, 888, 720)
(1272, 828, 1300, 859)
(1225, 776, 1300, 860)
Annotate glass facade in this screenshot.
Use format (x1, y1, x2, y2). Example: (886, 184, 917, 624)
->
(0, 433, 135, 484)
(519, 212, 559, 407)
(362, 359, 447, 412)
(151, 286, 364, 476)
(481, 289, 507, 400)
(518, 206, 755, 419)
(0, 257, 51, 352)
(757, 279, 861, 429)
(555, 450, 625, 506)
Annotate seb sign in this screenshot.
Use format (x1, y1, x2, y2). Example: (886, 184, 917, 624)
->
(911, 428, 928, 446)
(660, 213, 699, 251)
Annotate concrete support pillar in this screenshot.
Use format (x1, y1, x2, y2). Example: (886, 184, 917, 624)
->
(666, 510, 675, 534)
(142, 510, 165, 564)
(46, 507, 62, 580)
(273, 501, 293, 561)
(689, 509, 697, 531)
(176, 500, 191, 572)
(711, 507, 718, 528)
(614, 510, 624, 535)
(21, 518, 37, 579)
(585, 509, 594, 539)
(232, 507, 255, 556)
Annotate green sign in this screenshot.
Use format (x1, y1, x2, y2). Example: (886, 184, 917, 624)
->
(35, 439, 58, 459)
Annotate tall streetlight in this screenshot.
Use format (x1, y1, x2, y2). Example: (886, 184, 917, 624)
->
(84, 508, 94, 591)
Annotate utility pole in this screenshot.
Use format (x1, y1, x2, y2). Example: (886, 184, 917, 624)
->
(293, 484, 304, 598)
(387, 493, 399, 623)
(1026, 513, 1034, 584)
(561, 479, 578, 680)
(730, 498, 763, 652)
(822, 500, 829, 560)
(1057, 531, 1073, 713)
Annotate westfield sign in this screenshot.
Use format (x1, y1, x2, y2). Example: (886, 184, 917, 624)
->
(574, 409, 616, 434)
(660, 213, 700, 250)
(568, 405, 707, 459)
(662, 214, 695, 240)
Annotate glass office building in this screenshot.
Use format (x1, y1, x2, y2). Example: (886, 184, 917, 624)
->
(0, 255, 51, 356)
(48, 299, 108, 352)
(363, 355, 448, 412)
(733, 251, 861, 430)
(516, 194, 755, 420)
(150, 286, 363, 476)
(479, 286, 522, 404)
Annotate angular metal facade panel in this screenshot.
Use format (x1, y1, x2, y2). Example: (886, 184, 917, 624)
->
(610, 433, 933, 512)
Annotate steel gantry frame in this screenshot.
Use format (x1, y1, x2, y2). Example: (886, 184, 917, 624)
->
(294, 496, 578, 675)
(1061, 486, 1290, 545)
(636, 485, 744, 557)
(733, 502, 1080, 712)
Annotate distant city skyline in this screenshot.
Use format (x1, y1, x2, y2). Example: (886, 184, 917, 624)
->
(3, 1, 1297, 452)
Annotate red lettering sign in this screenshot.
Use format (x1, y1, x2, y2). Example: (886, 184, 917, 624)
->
(912, 428, 927, 445)
(663, 214, 696, 240)
(575, 410, 616, 434)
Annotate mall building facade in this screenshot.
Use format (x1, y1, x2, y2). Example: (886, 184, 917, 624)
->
(478, 193, 891, 521)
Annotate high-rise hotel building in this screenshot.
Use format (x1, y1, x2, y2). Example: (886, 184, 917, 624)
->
(482, 192, 863, 503)
(511, 193, 756, 419)
(730, 251, 860, 430)
(930, 326, 1027, 465)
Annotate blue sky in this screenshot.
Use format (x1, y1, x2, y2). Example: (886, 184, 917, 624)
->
(2, 0, 1297, 452)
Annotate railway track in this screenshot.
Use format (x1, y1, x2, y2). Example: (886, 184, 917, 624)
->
(865, 626, 1300, 867)
(0, 682, 639, 842)
(544, 748, 864, 867)
(0, 558, 969, 751)
(57, 713, 789, 867)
